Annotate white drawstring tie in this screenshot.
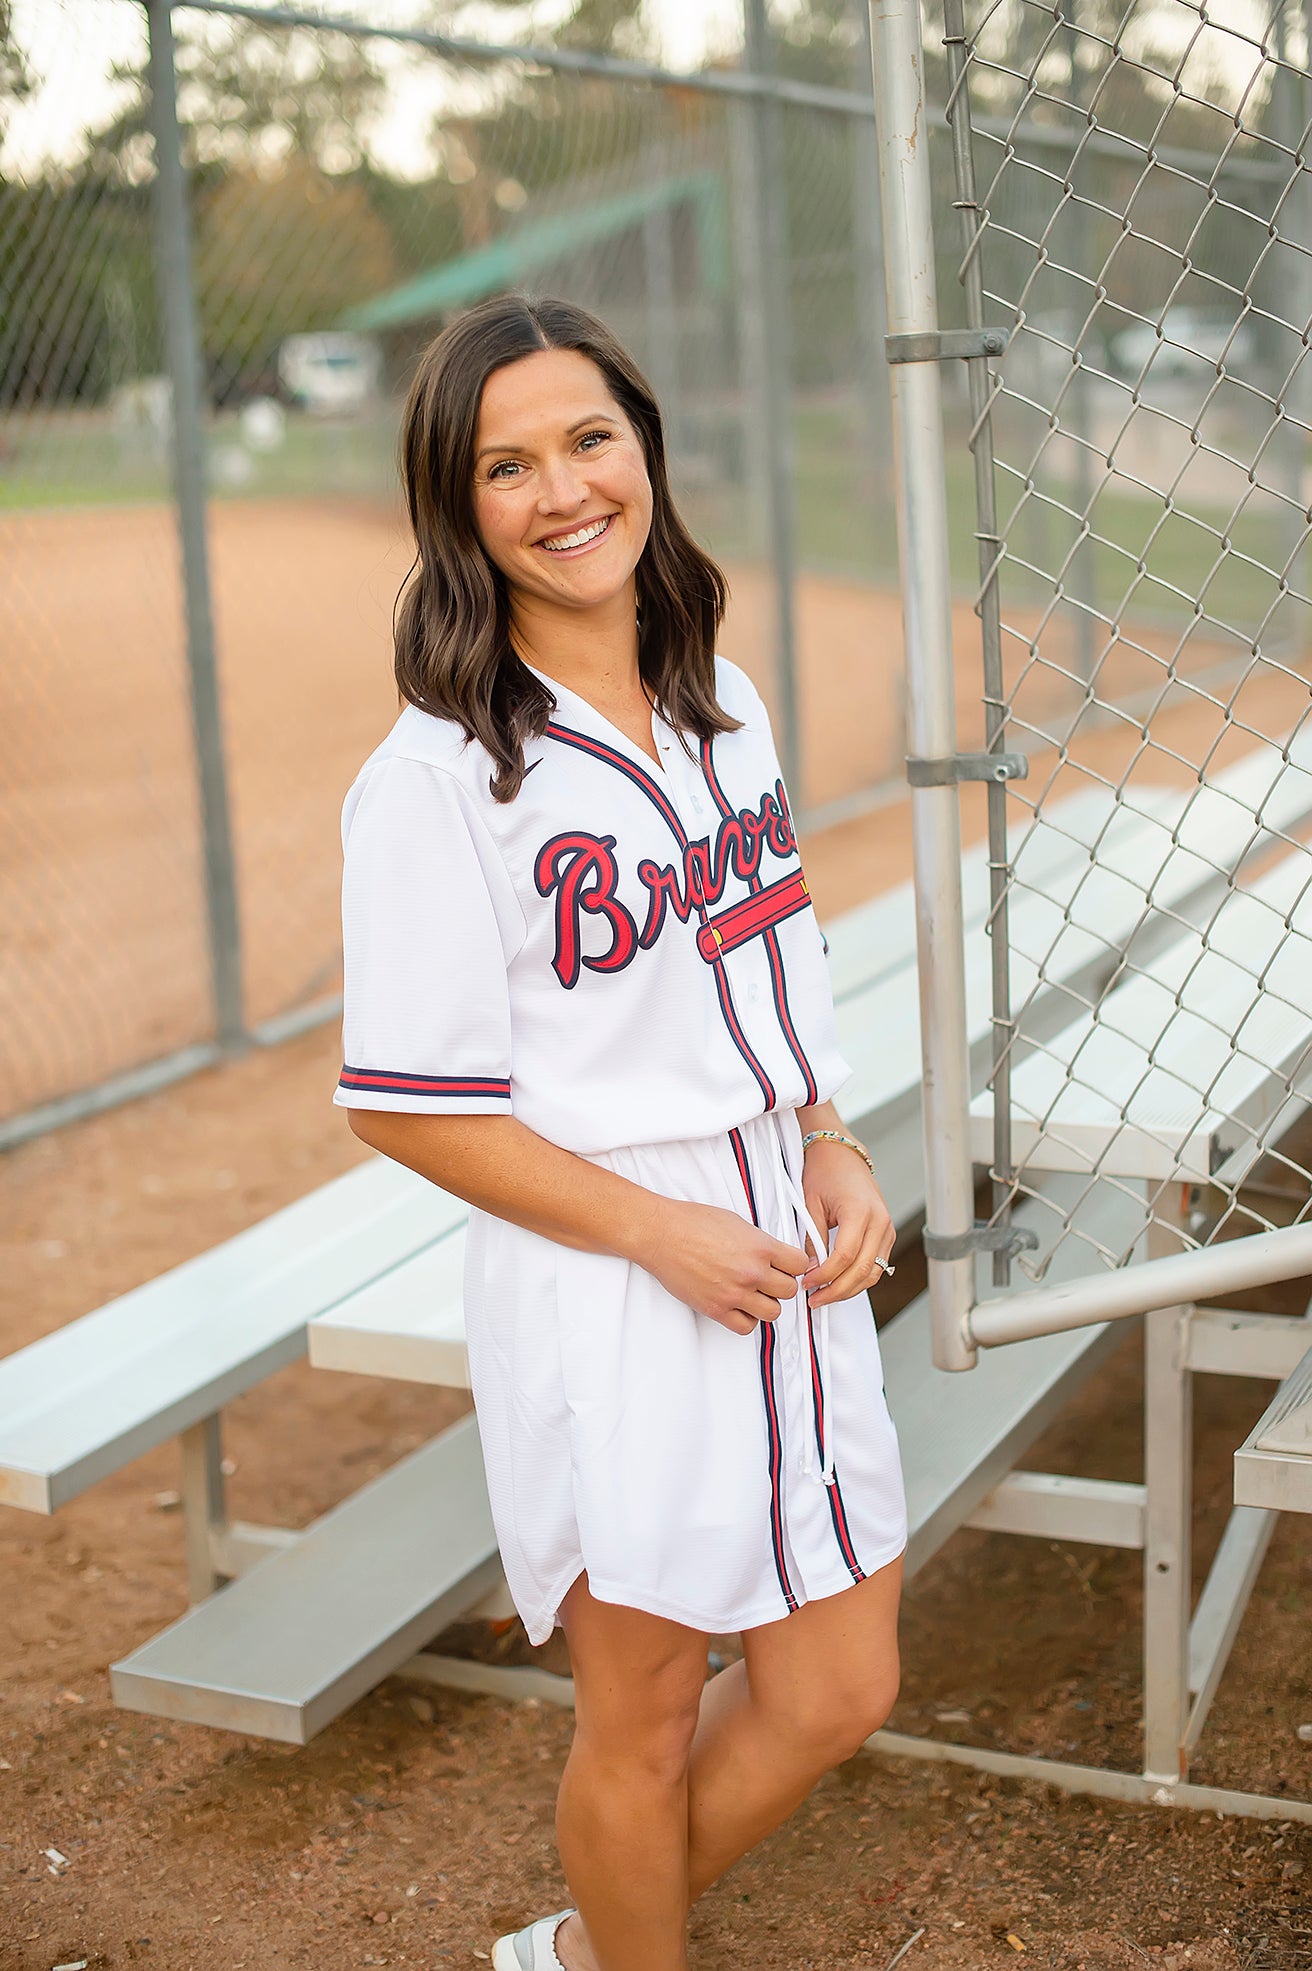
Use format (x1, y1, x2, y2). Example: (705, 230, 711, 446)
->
(773, 1117, 837, 1489)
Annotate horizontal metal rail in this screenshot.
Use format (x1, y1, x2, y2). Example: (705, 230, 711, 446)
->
(970, 1222, 1312, 1350)
(177, 0, 1298, 185)
(177, 0, 880, 116)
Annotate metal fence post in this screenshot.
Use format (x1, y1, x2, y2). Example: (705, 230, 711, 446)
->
(852, 1, 893, 520)
(940, 0, 1019, 1286)
(866, 0, 977, 1369)
(742, 0, 802, 803)
(146, 0, 245, 1050)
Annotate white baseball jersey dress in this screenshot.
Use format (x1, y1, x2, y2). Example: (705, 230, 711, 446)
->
(335, 656, 906, 1643)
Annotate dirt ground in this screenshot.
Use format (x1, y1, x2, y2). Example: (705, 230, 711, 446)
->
(3, 496, 923, 1120)
(4, 1020, 1312, 1971)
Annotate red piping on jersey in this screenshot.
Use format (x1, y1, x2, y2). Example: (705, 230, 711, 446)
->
(544, 722, 777, 1111)
(728, 1126, 799, 1617)
(695, 870, 811, 960)
(700, 740, 820, 1106)
(805, 1309, 866, 1585)
(339, 1066, 510, 1099)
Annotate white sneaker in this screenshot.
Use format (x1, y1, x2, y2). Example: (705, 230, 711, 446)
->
(491, 1908, 576, 1971)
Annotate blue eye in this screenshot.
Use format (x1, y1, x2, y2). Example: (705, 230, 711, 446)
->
(488, 459, 521, 481)
(578, 429, 612, 451)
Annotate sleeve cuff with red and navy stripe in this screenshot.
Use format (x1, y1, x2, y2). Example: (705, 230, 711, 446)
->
(333, 1065, 512, 1113)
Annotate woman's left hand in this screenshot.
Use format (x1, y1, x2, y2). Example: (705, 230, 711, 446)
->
(801, 1137, 896, 1309)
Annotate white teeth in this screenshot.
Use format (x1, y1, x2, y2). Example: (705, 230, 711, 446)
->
(541, 516, 610, 551)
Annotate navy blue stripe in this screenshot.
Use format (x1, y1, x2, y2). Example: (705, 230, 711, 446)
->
(546, 722, 688, 844)
(701, 738, 819, 1106)
(805, 1311, 866, 1585)
(546, 722, 776, 1109)
(730, 1126, 798, 1615)
(700, 737, 737, 825)
(710, 963, 776, 1109)
(727, 1124, 760, 1227)
(759, 1322, 799, 1613)
(339, 1067, 510, 1096)
(763, 927, 820, 1105)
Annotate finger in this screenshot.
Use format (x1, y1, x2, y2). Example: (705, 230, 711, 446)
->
(807, 1211, 894, 1284)
(803, 1219, 866, 1289)
(810, 1228, 891, 1307)
(802, 1188, 836, 1259)
(764, 1236, 810, 1276)
(717, 1308, 758, 1336)
(762, 1261, 809, 1301)
(803, 1182, 831, 1245)
(740, 1288, 789, 1324)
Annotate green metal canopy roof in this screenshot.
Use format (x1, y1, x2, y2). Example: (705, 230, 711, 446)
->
(344, 170, 727, 332)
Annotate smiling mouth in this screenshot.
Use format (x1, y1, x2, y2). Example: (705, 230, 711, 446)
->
(537, 514, 615, 553)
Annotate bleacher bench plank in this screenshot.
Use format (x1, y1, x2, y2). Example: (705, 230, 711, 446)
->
(839, 745, 1312, 1138)
(971, 844, 1312, 1181)
(0, 1160, 461, 1512)
(1234, 1344, 1312, 1514)
(128, 1170, 1139, 1745)
(110, 1414, 500, 1743)
(889, 1179, 1136, 1573)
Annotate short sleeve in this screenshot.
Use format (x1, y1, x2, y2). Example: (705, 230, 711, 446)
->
(334, 756, 523, 1114)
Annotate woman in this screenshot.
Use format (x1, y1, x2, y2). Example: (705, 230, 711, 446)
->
(336, 293, 906, 1971)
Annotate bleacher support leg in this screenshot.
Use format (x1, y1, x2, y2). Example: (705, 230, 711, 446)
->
(1142, 1201, 1193, 1784)
(180, 1413, 227, 1602)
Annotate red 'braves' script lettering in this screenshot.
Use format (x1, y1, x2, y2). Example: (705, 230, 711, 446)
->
(639, 784, 796, 946)
(535, 788, 799, 988)
(534, 833, 639, 989)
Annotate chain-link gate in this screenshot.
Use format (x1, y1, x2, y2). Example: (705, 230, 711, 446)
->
(1, 0, 909, 1144)
(871, 0, 1312, 1815)
(949, 0, 1312, 1294)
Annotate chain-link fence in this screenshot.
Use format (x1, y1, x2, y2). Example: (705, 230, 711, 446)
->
(9, 0, 1312, 1195)
(921, 0, 1312, 1296)
(1, 0, 910, 1141)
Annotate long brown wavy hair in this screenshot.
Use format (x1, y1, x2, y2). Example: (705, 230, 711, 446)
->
(394, 293, 736, 802)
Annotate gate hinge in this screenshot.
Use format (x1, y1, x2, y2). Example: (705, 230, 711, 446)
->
(906, 751, 1029, 787)
(885, 327, 1011, 364)
(923, 1222, 1040, 1262)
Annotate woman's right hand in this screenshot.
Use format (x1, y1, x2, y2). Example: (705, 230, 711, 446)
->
(632, 1198, 811, 1336)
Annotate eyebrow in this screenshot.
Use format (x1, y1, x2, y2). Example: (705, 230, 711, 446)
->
(474, 412, 618, 464)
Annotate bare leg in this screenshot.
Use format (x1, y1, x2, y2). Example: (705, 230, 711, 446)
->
(686, 1556, 902, 1897)
(553, 1575, 709, 1971)
(552, 1557, 902, 1971)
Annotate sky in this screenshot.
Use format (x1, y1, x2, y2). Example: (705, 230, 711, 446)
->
(2, 0, 749, 180)
(4, 0, 1289, 183)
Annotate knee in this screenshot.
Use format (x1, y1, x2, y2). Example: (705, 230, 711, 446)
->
(577, 1662, 705, 1788)
(781, 1661, 901, 1765)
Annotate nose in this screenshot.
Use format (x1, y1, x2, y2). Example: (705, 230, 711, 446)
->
(537, 454, 587, 515)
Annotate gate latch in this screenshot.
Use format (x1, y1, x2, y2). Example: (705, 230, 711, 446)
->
(906, 751, 1028, 787)
(885, 327, 1011, 364)
(923, 1222, 1040, 1263)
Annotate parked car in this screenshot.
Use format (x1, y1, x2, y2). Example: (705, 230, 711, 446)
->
(277, 332, 382, 415)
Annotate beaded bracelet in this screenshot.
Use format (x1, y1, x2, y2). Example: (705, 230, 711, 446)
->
(800, 1128, 877, 1180)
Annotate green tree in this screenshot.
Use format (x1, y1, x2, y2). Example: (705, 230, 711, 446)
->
(0, 0, 32, 146)
(86, 12, 388, 184)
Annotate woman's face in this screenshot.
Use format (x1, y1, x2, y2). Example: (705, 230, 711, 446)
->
(470, 347, 653, 617)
